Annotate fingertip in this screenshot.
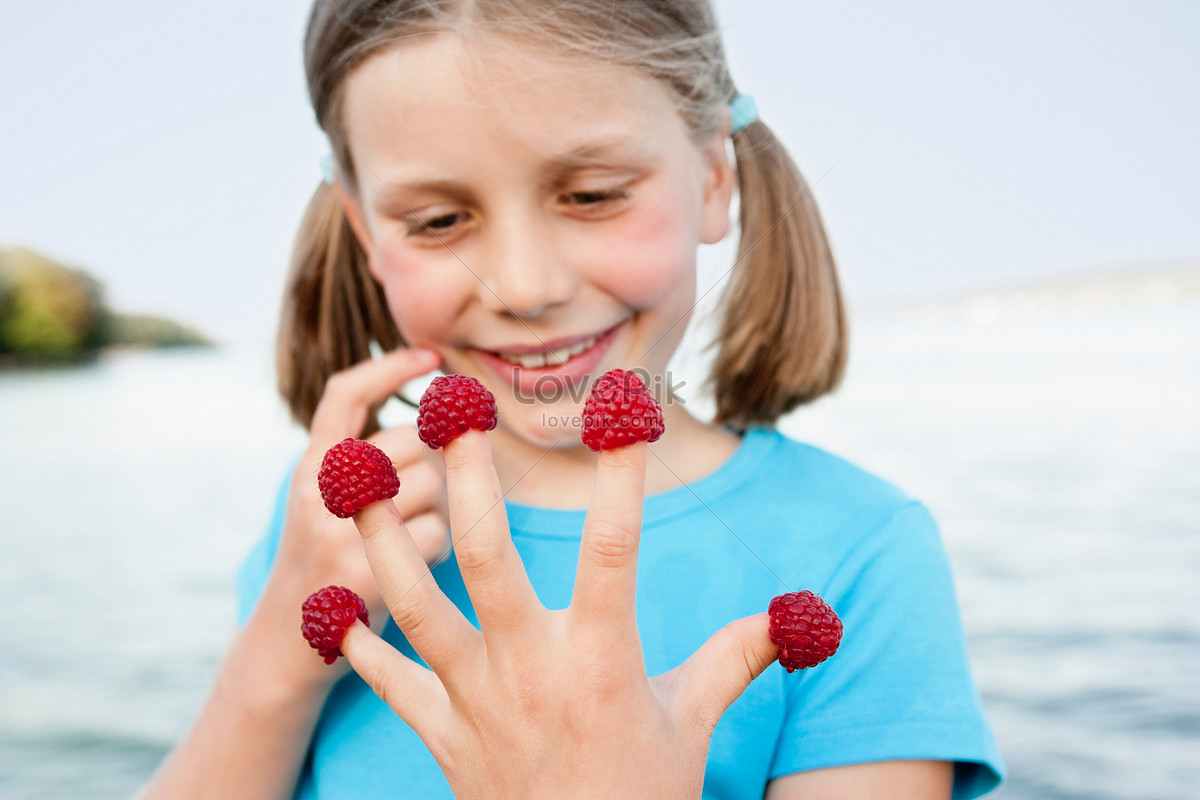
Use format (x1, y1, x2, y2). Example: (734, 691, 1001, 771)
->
(735, 612, 780, 681)
(353, 498, 405, 542)
(337, 620, 391, 692)
(385, 346, 441, 376)
(596, 440, 648, 471)
(403, 346, 441, 365)
(338, 614, 376, 660)
(440, 429, 492, 471)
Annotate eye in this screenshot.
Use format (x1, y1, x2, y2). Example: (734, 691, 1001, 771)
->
(408, 211, 465, 236)
(571, 189, 621, 204)
(566, 188, 627, 206)
(558, 184, 633, 219)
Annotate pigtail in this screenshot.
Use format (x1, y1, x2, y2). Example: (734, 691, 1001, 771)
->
(276, 181, 403, 436)
(710, 119, 848, 430)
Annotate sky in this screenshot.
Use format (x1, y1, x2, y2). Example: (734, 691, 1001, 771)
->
(1, 1, 1198, 341)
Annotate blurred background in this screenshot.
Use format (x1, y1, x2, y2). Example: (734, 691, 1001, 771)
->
(1, 1, 1197, 798)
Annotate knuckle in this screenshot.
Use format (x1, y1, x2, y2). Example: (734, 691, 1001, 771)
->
(576, 657, 621, 693)
(453, 538, 506, 580)
(585, 520, 637, 567)
(389, 596, 433, 641)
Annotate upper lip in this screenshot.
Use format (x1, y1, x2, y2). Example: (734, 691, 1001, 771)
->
(483, 321, 623, 355)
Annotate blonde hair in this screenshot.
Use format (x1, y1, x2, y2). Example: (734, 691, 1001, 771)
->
(279, 0, 847, 435)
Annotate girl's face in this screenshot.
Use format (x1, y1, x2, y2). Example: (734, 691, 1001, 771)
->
(337, 34, 733, 451)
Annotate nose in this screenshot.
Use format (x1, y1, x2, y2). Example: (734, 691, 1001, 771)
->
(476, 213, 576, 319)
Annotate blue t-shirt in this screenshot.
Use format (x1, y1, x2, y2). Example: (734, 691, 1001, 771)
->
(238, 427, 1004, 798)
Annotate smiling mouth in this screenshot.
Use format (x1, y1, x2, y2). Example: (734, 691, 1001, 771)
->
(491, 333, 602, 369)
(485, 320, 625, 370)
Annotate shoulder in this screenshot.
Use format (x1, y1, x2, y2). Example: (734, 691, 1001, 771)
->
(690, 427, 943, 597)
(752, 427, 914, 502)
(739, 426, 929, 539)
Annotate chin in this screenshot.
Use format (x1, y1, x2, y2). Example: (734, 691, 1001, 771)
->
(502, 409, 584, 450)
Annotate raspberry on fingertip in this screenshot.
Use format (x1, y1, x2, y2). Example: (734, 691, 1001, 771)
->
(580, 368, 665, 452)
(318, 438, 401, 518)
(417, 375, 499, 449)
(767, 590, 843, 672)
(301, 585, 369, 665)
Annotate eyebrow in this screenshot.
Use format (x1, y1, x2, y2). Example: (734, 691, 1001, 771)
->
(375, 178, 475, 208)
(545, 135, 651, 170)
(373, 134, 652, 203)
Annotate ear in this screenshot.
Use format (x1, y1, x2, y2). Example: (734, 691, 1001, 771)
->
(697, 125, 736, 245)
(332, 177, 381, 280)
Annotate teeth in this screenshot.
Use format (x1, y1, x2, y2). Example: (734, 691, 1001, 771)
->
(497, 335, 598, 368)
(516, 352, 548, 368)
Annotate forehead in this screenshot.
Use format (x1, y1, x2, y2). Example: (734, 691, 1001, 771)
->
(340, 33, 688, 178)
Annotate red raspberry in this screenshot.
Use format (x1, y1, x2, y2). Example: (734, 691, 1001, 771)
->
(301, 585, 369, 665)
(580, 368, 665, 452)
(768, 590, 843, 672)
(318, 438, 400, 518)
(417, 375, 499, 449)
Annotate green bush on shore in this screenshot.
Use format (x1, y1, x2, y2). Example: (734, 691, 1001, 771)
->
(0, 246, 211, 365)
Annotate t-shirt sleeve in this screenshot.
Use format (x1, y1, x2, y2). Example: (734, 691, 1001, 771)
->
(769, 501, 1005, 798)
(235, 463, 295, 627)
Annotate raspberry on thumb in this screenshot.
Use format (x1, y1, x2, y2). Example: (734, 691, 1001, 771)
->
(767, 590, 843, 672)
(301, 586, 370, 665)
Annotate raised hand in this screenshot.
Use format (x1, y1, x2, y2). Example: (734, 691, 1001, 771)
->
(137, 349, 448, 800)
(337, 427, 779, 799)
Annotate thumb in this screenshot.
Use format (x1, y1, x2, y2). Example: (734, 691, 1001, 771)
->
(309, 348, 440, 453)
(671, 612, 778, 734)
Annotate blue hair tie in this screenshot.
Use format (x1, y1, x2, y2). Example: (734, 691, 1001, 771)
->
(319, 153, 335, 184)
(729, 94, 759, 136)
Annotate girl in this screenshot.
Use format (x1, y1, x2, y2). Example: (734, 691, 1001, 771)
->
(142, 1, 1003, 797)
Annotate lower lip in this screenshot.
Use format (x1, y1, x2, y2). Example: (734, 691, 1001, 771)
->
(477, 323, 624, 397)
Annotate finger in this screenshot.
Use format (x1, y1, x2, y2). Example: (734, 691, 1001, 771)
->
(369, 424, 427, 468)
(568, 443, 647, 642)
(340, 620, 447, 738)
(309, 348, 440, 454)
(442, 430, 542, 637)
(354, 499, 481, 684)
(668, 613, 778, 734)
(384, 456, 445, 519)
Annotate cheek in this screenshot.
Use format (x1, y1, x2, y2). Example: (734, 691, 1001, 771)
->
(590, 194, 699, 311)
(372, 250, 471, 346)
